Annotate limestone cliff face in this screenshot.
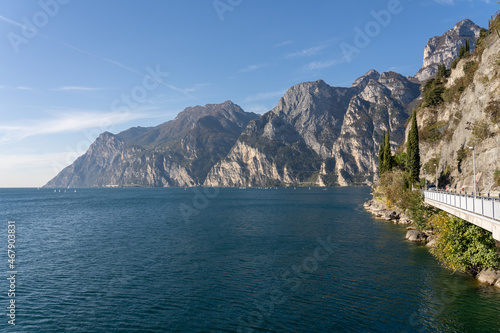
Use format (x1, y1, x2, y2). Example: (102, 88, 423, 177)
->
(204, 72, 420, 187)
(415, 19, 481, 82)
(44, 101, 259, 187)
(414, 34, 500, 193)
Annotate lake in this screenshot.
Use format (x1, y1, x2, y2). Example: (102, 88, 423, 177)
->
(1, 187, 499, 332)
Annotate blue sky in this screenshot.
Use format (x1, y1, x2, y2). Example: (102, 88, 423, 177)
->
(0, 0, 497, 187)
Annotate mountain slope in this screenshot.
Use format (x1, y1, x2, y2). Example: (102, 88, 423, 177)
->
(414, 28, 500, 193)
(45, 101, 259, 187)
(415, 19, 481, 82)
(204, 72, 420, 187)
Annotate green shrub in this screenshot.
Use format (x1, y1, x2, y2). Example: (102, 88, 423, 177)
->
(494, 169, 500, 187)
(463, 60, 476, 72)
(423, 157, 439, 175)
(419, 121, 447, 143)
(393, 152, 407, 171)
(430, 212, 500, 273)
(423, 78, 445, 107)
(469, 119, 492, 145)
(485, 100, 500, 124)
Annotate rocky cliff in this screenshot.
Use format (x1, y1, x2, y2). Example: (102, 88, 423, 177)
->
(44, 101, 259, 187)
(204, 72, 420, 187)
(413, 28, 500, 194)
(415, 19, 481, 82)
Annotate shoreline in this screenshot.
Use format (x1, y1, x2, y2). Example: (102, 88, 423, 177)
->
(364, 196, 500, 288)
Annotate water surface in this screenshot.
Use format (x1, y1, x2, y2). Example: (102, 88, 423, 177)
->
(0, 187, 499, 332)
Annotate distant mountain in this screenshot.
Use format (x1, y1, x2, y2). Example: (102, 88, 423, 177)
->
(45, 101, 259, 187)
(204, 71, 420, 187)
(415, 19, 481, 82)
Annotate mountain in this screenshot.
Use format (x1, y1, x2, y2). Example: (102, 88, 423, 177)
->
(412, 25, 500, 193)
(46, 19, 486, 189)
(415, 19, 481, 82)
(44, 101, 259, 187)
(204, 71, 420, 187)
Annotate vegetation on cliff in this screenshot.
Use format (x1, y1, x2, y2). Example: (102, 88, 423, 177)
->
(372, 7, 500, 273)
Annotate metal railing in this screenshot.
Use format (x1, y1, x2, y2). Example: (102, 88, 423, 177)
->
(424, 190, 500, 222)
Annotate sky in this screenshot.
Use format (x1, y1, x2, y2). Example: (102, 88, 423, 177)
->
(0, 0, 497, 187)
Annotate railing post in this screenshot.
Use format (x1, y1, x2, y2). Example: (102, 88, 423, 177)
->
(481, 196, 484, 216)
(492, 198, 495, 220)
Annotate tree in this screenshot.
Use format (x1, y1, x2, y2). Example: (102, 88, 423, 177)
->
(423, 78, 445, 107)
(378, 131, 393, 176)
(436, 63, 450, 78)
(458, 39, 470, 59)
(382, 130, 392, 173)
(406, 110, 421, 185)
(378, 131, 386, 176)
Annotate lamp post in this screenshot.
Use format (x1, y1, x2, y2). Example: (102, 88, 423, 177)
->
(434, 164, 437, 189)
(468, 146, 476, 196)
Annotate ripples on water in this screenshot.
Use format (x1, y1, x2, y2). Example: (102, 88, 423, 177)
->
(0, 187, 500, 332)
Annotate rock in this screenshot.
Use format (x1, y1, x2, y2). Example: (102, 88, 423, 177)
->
(414, 18, 500, 196)
(406, 226, 416, 230)
(477, 269, 500, 285)
(398, 218, 412, 225)
(426, 237, 437, 248)
(384, 210, 400, 221)
(405, 230, 428, 242)
(205, 72, 420, 187)
(397, 214, 412, 224)
(414, 19, 481, 82)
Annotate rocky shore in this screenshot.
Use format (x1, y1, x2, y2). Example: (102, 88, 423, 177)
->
(364, 198, 500, 288)
(363, 199, 434, 246)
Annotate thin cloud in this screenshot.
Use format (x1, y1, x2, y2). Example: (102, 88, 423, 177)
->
(0, 152, 69, 170)
(286, 45, 327, 58)
(0, 14, 30, 30)
(0, 86, 34, 91)
(0, 110, 156, 143)
(304, 58, 344, 71)
(244, 90, 286, 103)
(239, 63, 269, 73)
(275, 40, 293, 47)
(51, 86, 106, 92)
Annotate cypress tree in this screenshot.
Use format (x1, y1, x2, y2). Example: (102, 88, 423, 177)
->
(378, 131, 386, 176)
(383, 131, 392, 173)
(406, 110, 421, 184)
(378, 131, 393, 176)
(436, 64, 447, 78)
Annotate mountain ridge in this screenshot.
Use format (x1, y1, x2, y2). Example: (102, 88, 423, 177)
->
(45, 18, 485, 188)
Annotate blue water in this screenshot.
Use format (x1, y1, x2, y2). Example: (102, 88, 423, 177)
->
(0, 187, 499, 332)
